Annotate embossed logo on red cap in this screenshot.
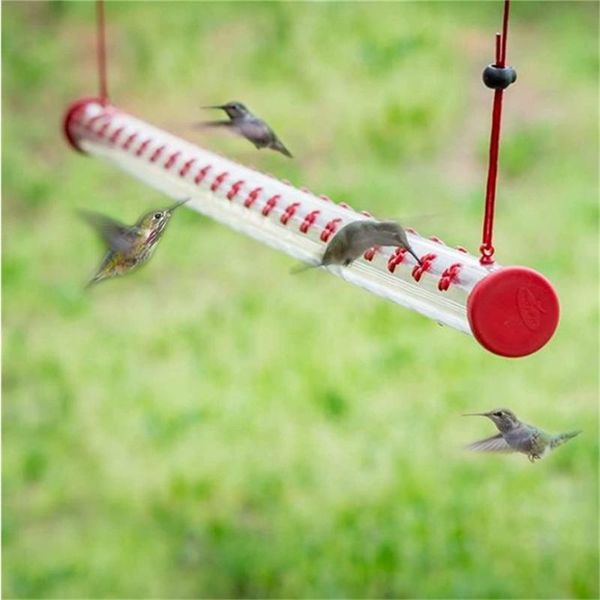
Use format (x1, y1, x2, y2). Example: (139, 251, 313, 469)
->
(516, 286, 546, 331)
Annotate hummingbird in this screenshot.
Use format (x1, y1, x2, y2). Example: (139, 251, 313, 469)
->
(292, 220, 421, 273)
(196, 101, 293, 158)
(81, 198, 189, 287)
(463, 408, 581, 463)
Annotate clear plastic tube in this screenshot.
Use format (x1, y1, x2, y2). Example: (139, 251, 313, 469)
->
(65, 99, 501, 337)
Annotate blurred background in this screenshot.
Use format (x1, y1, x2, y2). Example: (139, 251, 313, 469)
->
(2, 1, 598, 598)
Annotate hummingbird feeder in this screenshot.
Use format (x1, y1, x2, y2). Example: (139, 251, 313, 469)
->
(63, 0, 559, 358)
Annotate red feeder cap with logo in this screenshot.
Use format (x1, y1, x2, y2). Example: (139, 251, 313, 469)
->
(467, 266, 560, 358)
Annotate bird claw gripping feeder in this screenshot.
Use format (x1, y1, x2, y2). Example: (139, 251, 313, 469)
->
(63, 0, 559, 358)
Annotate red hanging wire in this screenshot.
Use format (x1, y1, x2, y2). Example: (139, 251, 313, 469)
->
(96, 0, 109, 103)
(480, 0, 512, 265)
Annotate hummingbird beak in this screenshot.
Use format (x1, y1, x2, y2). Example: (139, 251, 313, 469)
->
(462, 412, 491, 417)
(407, 248, 422, 266)
(166, 198, 190, 213)
(202, 105, 227, 110)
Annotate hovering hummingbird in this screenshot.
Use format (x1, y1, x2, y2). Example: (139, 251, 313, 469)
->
(463, 408, 581, 463)
(292, 219, 421, 273)
(81, 198, 189, 287)
(196, 101, 293, 158)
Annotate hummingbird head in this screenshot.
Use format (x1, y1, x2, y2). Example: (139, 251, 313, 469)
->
(206, 101, 249, 119)
(137, 198, 189, 244)
(464, 408, 519, 433)
(392, 229, 422, 265)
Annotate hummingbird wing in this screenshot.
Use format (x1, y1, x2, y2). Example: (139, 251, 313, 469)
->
(465, 433, 515, 453)
(236, 119, 273, 148)
(80, 210, 140, 252)
(193, 120, 235, 129)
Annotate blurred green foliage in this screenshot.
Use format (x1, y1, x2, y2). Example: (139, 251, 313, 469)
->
(2, 2, 598, 598)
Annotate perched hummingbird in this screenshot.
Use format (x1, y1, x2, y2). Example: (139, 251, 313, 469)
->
(292, 220, 421, 273)
(196, 101, 293, 158)
(81, 198, 189, 287)
(463, 408, 581, 462)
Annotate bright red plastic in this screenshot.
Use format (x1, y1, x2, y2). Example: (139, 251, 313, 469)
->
(62, 96, 105, 153)
(467, 266, 559, 357)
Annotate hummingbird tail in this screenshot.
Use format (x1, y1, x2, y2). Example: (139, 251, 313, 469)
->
(193, 120, 233, 129)
(550, 430, 582, 449)
(272, 140, 293, 158)
(84, 275, 102, 290)
(85, 260, 112, 290)
(290, 262, 321, 275)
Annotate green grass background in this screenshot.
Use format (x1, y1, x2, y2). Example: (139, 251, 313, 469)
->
(2, 1, 598, 598)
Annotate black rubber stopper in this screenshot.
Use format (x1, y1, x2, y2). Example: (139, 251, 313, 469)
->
(482, 64, 517, 90)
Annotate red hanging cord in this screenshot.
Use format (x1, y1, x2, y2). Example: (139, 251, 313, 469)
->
(480, 0, 513, 265)
(500, 0, 510, 65)
(96, 0, 109, 103)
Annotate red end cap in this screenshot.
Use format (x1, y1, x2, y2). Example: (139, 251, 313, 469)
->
(467, 266, 559, 358)
(62, 96, 106, 153)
